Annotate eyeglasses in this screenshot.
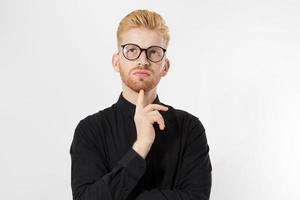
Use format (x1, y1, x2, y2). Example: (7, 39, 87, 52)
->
(120, 43, 167, 63)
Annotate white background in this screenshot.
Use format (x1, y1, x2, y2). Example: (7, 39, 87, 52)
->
(1, 0, 299, 199)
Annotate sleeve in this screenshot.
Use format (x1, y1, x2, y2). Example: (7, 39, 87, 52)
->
(135, 116, 212, 200)
(70, 118, 147, 200)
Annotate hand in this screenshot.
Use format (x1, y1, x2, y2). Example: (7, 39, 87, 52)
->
(132, 89, 169, 158)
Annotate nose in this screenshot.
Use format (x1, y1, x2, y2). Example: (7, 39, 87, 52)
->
(137, 50, 150, 66)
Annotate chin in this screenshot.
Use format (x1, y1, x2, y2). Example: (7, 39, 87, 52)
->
(129, 81, 156, 93)
(121, 74, 160, 93)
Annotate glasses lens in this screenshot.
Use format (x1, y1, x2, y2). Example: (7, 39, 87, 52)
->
(147, 46, 164, 62)
(123, 44, 140, 60)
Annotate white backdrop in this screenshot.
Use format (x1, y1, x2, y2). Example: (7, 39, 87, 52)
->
(1, 0, 299, 199)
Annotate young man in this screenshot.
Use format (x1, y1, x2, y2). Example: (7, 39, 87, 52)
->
(70, 9, 212, 200)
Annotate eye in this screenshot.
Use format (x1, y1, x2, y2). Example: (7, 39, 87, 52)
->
(125, 45, 139, 54)
(128, 48, 138, 52)
(148, 47, 163, 56)
(149, 49, 158, 54)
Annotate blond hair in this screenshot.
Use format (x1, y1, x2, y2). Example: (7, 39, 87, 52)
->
(116, 9, 170, 47)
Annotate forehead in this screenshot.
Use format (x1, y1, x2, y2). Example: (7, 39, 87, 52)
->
(120, 28, 165, 48)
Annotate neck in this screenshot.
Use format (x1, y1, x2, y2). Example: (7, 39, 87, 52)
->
(121, 83, 157, 107)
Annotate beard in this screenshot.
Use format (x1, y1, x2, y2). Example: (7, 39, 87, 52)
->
(119, 66, 161, 93)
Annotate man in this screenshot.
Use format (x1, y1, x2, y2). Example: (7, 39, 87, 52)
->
(70, 9, 212, 200)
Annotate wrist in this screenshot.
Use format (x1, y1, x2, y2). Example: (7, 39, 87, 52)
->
(132, 141, 152, 159)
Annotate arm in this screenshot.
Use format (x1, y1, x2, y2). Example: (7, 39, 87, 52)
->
(135, 117, 212, 200)
(70, 118, 147, 200)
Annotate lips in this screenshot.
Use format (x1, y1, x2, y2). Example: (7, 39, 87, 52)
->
(133, 70, 150, 76)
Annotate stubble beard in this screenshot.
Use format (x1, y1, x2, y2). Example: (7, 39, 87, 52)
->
(119, 68, 161, 93)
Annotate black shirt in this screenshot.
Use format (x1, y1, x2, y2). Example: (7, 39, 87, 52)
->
(70, 92, 212, 200)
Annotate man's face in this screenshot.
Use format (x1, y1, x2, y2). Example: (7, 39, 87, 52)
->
(112, 28, 170, 93)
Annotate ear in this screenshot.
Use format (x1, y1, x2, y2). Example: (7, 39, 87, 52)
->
(161, 58, 170, 77)
(112, 53, 120, 72)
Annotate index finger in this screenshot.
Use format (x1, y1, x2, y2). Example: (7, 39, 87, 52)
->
(136, 89, 144, 111)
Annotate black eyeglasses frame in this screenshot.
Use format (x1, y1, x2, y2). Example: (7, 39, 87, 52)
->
(120, 43, 167, 63)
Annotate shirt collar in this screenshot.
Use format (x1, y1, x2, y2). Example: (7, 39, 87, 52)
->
(116, 91, 161, 117)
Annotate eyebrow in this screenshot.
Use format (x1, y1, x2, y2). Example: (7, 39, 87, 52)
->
(122, 43, 166, 49)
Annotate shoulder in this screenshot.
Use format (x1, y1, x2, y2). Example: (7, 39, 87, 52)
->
(74, 106, 114, 137)
(159, 102, 205, 132)
(163, 105, 208, 147)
